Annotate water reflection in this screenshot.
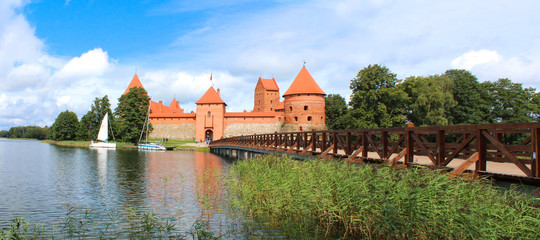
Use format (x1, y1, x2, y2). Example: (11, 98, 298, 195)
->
(145, 151, 226, 229)
(0, 140, 231, 235)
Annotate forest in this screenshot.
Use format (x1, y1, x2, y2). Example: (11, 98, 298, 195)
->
(325, 65, 539, 130)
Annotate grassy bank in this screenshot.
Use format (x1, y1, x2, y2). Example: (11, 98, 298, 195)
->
(41, 140, 135, 148)
(162, 139, 196, 148)
(41, 140, 208, 151)
(227, 155, 540, 239)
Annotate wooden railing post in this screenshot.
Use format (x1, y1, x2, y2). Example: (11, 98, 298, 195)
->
(476, 129, 487, 172)
(405, 122, 415, 164)
(311, 130, 316, 152)
(346, 132, 352, 155)
(322, 132, 327, 152)
(437, 129, 445, 167)
(362, 132, 368, 158)
(382, 130, 388, 159)
(533, 127, 540, 177)
(333, 132, 338, 154)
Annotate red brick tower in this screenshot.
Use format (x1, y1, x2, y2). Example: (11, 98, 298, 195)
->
(253, 77, 280, 112)
(195, 87, 226, 141)
(283, 66, 326, 131)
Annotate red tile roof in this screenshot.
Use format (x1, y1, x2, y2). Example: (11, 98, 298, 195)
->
(283, 66, 325, 96)
(151, 112, 196, 118)
(259, 77, 279, 91)
(195, 87, 227, 105)
(123, 74, 145, 95)
(169, 98, 183, 112)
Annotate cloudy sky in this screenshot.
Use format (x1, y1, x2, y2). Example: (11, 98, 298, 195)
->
(1, 0, 539, 130)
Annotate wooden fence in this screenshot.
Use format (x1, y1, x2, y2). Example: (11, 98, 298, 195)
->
(210, 122, 540, 181)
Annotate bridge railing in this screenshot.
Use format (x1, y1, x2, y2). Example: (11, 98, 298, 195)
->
(210, 122, 540, 178)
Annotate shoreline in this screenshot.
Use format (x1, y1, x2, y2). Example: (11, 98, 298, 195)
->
(40, 139, 209, 152)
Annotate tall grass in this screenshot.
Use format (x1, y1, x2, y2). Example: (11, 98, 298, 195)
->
(227, 155, 540, 239)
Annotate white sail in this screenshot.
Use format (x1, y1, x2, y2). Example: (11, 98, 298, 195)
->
(96, 112, 109, 141)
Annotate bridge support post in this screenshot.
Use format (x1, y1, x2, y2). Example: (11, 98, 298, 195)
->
(533, 127, 540, 177)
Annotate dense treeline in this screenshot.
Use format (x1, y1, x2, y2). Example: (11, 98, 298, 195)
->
(326, 65, 540, 130)
(47, 87, 149, 142)
(0, 126, 49, 140)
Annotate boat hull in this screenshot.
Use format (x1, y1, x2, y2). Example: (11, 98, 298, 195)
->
(138, 143, 166, 151)
(90, 142, 117, 148)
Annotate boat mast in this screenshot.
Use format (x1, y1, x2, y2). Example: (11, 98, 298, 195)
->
(138, 101, 151, 144)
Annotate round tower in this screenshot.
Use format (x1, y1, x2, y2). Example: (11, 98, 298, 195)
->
(283, 66, 326, 131)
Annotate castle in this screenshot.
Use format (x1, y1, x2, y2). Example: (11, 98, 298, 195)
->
(123, 66, 326, 141)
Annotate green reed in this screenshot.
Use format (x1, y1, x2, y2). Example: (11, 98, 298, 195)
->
(227, 155, 540, 239)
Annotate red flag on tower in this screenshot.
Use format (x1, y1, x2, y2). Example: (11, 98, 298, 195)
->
(210, 72, 213, 81)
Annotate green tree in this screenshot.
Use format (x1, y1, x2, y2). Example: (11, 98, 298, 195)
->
(349, 64, 408, 128)
(77, 95, 115, 141)
(325, 94, 351, 130)
(0, 130, 8, 137)
(51, 110, 79, 140)
(483, 78, 538, 123)
(400, 75, 456, 126)
(115, 87, 150, 143)
(444, 69, 490, 125)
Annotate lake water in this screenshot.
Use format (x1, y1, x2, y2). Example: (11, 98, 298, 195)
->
(0, 139, 273, 238)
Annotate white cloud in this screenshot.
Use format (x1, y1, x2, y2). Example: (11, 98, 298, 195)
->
(2, 0, 540, 130)
(451, 50, 502, 70)
(55, 96, 72, 108)
(53, 48, 113, 82)
(3, 63, 50, 90)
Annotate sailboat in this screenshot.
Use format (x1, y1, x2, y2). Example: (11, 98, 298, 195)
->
(90, 112, 117, 148)
(138, 101, 166, 151)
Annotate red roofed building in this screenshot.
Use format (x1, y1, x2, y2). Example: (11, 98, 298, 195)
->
(122, 66, 326, 141)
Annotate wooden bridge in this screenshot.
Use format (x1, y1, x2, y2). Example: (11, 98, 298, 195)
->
(209, 122, 540, 184)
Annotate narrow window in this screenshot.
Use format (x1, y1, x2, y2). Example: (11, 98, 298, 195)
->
(294, 116, 298, 121)
(289, 106, 293, 111)
(270, 100, 273, 104)
(208, 111, 211, 117)
(304, 105, 308, 110)
(308, 116, 312, 121)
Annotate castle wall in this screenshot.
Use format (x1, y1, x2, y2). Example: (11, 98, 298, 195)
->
(281, 123, 327, 132)
(223, 122, 283, 137)
(149, 123, 196, 140)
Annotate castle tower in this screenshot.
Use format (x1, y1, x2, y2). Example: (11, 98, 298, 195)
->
(195, 87, 226, 141)
(253, 77, 280, 112)
(123, 74, 144, 95)
(283, 66, 326, 131)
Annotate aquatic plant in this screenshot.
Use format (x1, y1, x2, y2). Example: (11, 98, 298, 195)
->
(227, 155, 540, 239)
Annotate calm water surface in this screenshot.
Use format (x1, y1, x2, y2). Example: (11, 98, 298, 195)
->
(0, 139, 267, 237)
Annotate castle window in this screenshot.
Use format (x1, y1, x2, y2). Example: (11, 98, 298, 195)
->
(289, 106, 293, 111)
(308, 116, 312, 121)
(294, 116, 298, 121)
(270, 100, 273, 104)
(208, 111, 211, 117)
(270, 108, 273, 111)
(304, 105, 308, 110)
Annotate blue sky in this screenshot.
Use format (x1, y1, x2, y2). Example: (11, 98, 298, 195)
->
(1, 0, 540, 130)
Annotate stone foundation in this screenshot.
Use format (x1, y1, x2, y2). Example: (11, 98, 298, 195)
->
(150, 123, 196, 140)
(223, 122, 282, 138)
